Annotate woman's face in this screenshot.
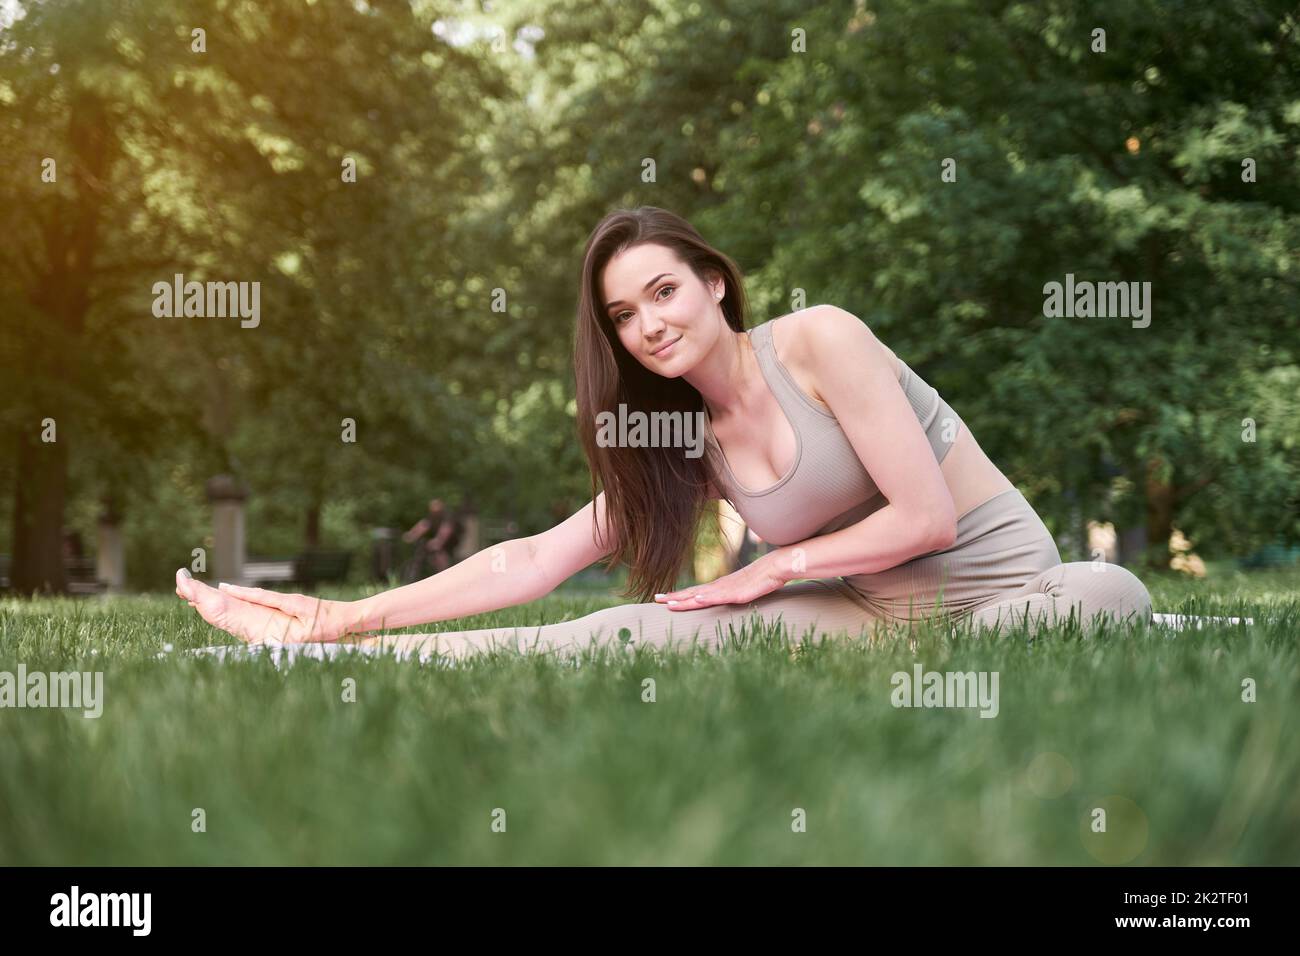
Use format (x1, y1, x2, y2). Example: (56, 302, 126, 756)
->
(600, 242, 725, 378)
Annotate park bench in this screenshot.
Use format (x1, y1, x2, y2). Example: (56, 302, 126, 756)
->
(0, 553, 108, 595)
(243, 550, 353, 591)
(66, 556, 109, 595)
(295, 550, 353, 590)
(241, 559, 298, 587)
(1238, 542, 1300, 569)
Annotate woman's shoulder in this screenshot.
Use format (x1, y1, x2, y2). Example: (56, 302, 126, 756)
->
(764, 306, 903, 390)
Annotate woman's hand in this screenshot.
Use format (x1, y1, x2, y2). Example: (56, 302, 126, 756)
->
(654, 553, 787, 611)
(210, 583, 357, 643)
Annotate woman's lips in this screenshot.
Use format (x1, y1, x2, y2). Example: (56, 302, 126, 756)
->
(652, 335, 681, 357)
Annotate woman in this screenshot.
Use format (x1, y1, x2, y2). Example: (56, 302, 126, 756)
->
(177, 207, 1153, 661)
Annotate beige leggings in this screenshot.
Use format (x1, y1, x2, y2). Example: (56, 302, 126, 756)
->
(356, 490, 1153, 663)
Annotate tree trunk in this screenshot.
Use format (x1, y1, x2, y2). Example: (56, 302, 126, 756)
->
(10, 90, 113, 596)
(305, 501, 321, 551)
(10, 429, 69, 594)
(1144, 457, 1176, 572)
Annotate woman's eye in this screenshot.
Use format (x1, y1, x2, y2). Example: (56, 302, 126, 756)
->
(614, 285, 674, 324)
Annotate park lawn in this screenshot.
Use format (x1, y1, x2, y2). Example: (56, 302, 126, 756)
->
(0, 564, 1296, 865)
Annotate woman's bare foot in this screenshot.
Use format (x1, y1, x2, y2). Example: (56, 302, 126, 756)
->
(175, 568, 301, 644)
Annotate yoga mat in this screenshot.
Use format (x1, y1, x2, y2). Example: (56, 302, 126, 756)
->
(184, 612, 1255, 668)
(185, 639, 442, 667)
(1150, 612, 1254, 631)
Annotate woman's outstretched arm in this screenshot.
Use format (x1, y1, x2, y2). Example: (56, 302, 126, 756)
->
(345, 538, 537, 632)
(349, 492, 617, 632)
(210, 493, 618, 641)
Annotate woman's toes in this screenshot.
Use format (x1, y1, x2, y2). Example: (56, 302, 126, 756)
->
(175, 568, 196, 600)
(172, 567, 299, 645)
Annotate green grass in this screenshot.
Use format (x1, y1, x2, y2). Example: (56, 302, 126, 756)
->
(0, 564, 1296, 865)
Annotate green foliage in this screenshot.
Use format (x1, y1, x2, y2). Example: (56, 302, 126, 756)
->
(1, 0, 1296, 586)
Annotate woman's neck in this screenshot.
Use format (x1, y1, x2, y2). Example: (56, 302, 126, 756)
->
(690, 326, 761, 422)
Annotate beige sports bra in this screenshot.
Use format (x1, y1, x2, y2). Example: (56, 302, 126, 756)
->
(702, 319, 964, 547)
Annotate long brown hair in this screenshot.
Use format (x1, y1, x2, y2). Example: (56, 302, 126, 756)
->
(574, 206, 749, 602)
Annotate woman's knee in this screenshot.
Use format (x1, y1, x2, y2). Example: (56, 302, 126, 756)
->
(1108, 564, 1153, 619)
(1033, 561, 1152, 624)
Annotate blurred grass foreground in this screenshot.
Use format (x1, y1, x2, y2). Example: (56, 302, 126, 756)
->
(0, 564, 1295, 865)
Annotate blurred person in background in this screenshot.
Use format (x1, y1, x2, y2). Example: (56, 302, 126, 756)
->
(401, 498, 462, 582)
